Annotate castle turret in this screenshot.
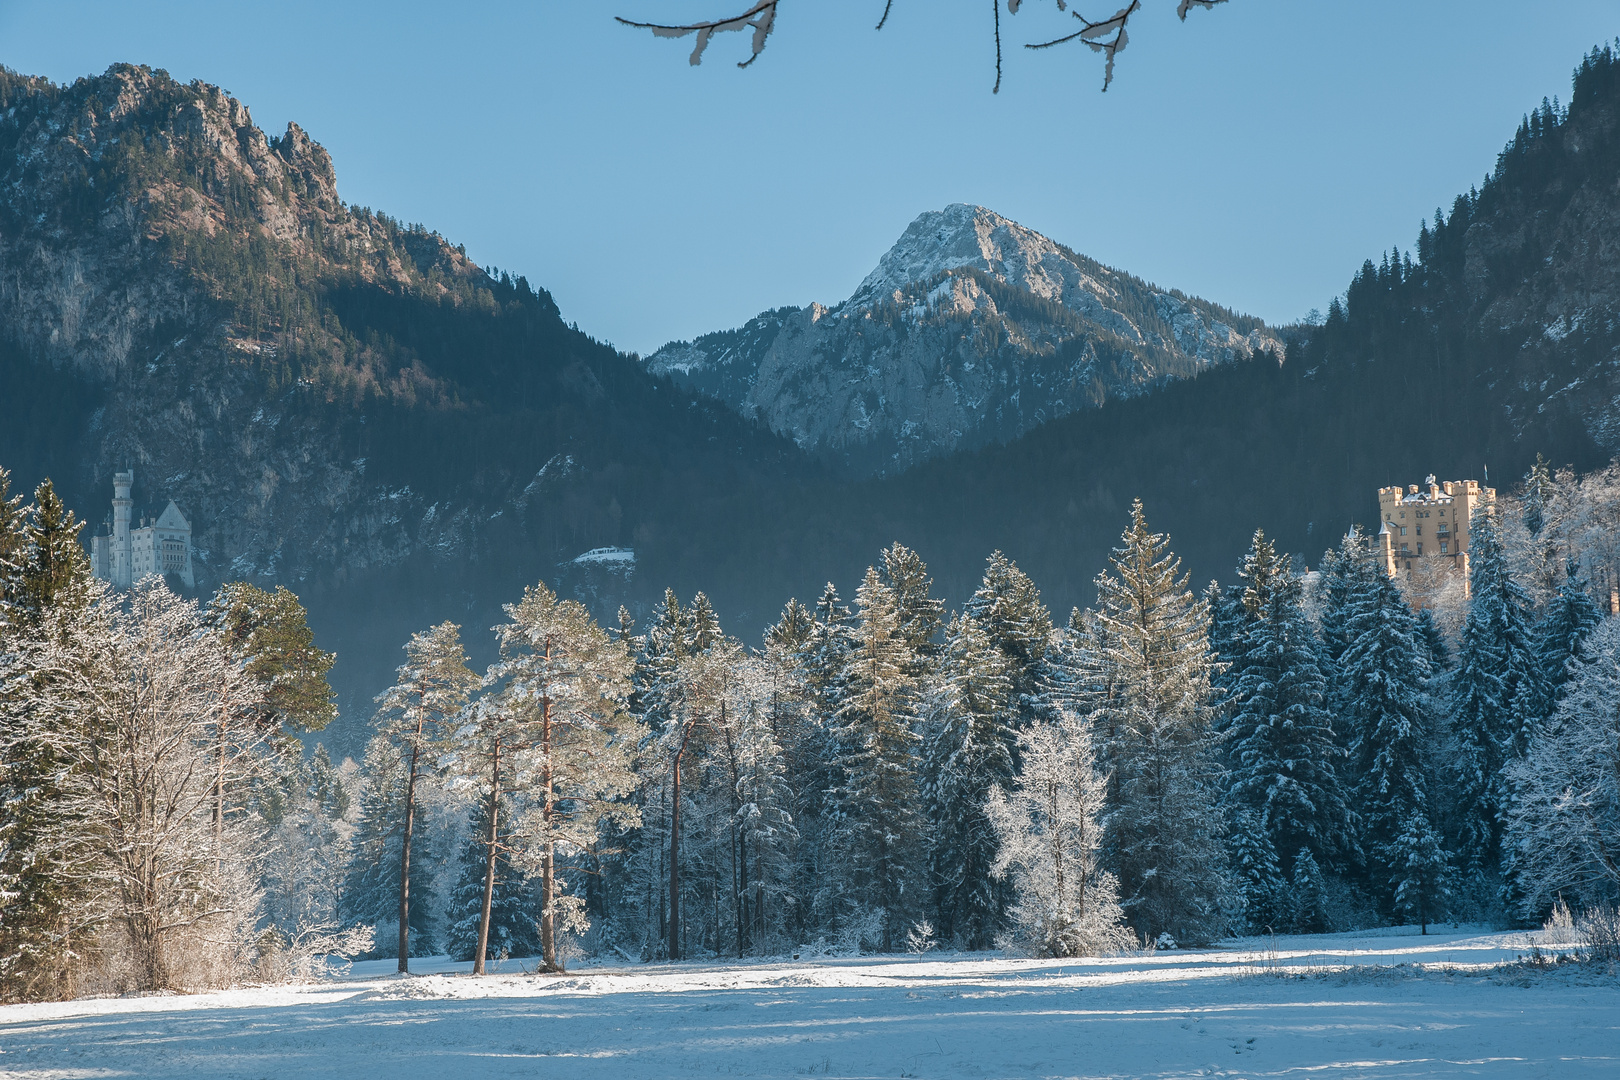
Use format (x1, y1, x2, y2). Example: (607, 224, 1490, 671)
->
(112, 470, 133, 588)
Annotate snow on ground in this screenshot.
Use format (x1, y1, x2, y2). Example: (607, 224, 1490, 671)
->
(0, 927, 1614, 1079)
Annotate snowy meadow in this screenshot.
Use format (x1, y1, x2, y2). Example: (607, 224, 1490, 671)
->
(1, 927, 1615, 1079)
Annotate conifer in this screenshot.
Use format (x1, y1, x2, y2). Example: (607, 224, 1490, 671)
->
(445, 796, 538, 963)
(1537, 559, 1602, 701)
(1222, 531, 1352, 868)
(922, 613, 1015, 947)
(826, 567, 923, 950)
(1085, 501, 1227, 943)
(964, 552, 1053, 727)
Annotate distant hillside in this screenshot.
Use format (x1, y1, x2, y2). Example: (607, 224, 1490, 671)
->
(0, 63, 819, 745)
(647, 204, 1281, 474)
(5, 47, 1620, 757)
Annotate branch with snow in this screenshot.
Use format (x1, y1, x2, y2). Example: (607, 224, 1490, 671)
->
(616, 1, 780, 68)
(1025, 0, 1227, 91)
(618, 1, 1230, 92)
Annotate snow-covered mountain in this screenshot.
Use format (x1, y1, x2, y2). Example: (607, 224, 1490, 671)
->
(646, 204, 1283, 474)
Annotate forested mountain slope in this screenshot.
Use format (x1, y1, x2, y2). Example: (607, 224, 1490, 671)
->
(648, 204, 1282, 475)
(5, 48, 1620, 756)
(0, 63, 818, 737)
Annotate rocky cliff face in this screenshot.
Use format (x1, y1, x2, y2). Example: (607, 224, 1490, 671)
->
(647, 204, 1283, 474)
(0, 64, 501, 588)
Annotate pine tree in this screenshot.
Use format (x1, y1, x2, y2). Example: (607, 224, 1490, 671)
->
(13, 480, 90, 629)
(1537, 558, 1602, 702)
(1448, 506, 1543, 873)
(373, 621, 479, 971)
(964, 552, 1054, 727)
(1221, 531, 1352, 869)
(207, 583, 337, 739)
(1503, 616, 1620, 917)
(1340, 554, 1445, 912)
(1390, 812, 1450, 933)
(879, 543, 945, 677)
(1084, 501, 1227, 944)
(340, 735, 438, 957)
(1291, 848, 1329, 933)
(490, 582, 639, 972)
(985, 711, 1131, 957)
(445, 796, 539, 963)
(0, 467, 26, 627)
(826, 567, 923, 951)
(1227, 809, 1290, 934)
(922, 613, 1015, 947)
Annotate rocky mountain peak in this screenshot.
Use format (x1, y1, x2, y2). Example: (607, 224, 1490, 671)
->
(648, 204, 1281, 474)
(847, 203, 1079, 309)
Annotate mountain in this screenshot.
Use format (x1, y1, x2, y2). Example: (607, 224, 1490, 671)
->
(647, 204, 1283, 474)
(6, 46, 1620, 757)
(0, 63, 821, 746)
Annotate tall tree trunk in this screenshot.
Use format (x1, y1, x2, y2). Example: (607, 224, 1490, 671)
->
(397, 712, 423, 974)
(669, 734, 688, 961)
(474, 735, 501, 976)
(539, 686, 561, 973)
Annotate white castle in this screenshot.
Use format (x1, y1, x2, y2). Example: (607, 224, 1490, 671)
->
(88, 470, 195, 589)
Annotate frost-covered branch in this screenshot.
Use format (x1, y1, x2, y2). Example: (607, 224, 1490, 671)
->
(616, 1, 780, 68)
(619, 1, 1230, 92)
(1025, 0, 1226, 91)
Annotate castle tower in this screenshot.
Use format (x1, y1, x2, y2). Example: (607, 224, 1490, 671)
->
(112, 469, 134, 588)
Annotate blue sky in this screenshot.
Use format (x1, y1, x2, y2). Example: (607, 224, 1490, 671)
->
(3, 1, 1616, 355)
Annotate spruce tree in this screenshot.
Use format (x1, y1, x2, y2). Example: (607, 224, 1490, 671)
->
(0, 467, 25, 626)
(827, 567, 923, 950)
(922, 613, 1015, 947)
(963, 552, 1053, 728)
(340, 735, 438, 957)
(1085, 501, 1227, 944)
(13, 480, 89, 629)
(1222, 531, 1352, 869)
(1291, 848, 1329, 933)
(373, 621, 479, 971)
(1537, 558, 1602, 702)
(1340, 555, 1446, 913)
(446, 797, 539, 963)
(879, 542, 945, 677)
(1448, 506, 1543, 873)
(1227, 808, 1290, 934)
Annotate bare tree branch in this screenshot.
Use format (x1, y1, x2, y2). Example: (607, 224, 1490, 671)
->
(620, 1, 1229, 89)
(1027, 0, 1228, 91)
(616, 1, 780, 69)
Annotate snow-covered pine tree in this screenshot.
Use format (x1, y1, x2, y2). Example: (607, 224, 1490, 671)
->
(0, 577, 108, 1000)
(1503, 615, 1620, 916)
(879, 543, 945, 677)
(1448, 504, 1544, 874)
(827, 567, 924, 951)
(445, 795, 539, 963)
(1086, 501, 1227, 944)
(10, 480, 90, 630)
(1227, 808, 1290, 934)
(1389, 811, 1450, 934)
(963, 551, 1054, 728)
(1414, 608, 1452, 671)
(1221, 531, 1352, 871)
(257, 746, 354, 955)
(339, 734, 438, 957)
(0, 467, 25, 627)
(1291, 848, 1329, 933)
(373, 621, 479, 971)
(1340, 553, 1447, 915)
(922, 612, 1016, 947)
(491, 583, 639, 972)
(1537, 558, 1603, 703)
(985, 710, 1131, 957)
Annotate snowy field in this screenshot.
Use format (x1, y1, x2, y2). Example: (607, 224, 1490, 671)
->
(0, 927, 1614, 1079)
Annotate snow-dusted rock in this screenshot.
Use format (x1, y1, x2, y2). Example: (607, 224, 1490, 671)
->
(646, 205, 1284, 475)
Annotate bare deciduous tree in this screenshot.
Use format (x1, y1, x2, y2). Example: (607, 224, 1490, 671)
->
(618, 1, 1230, 92)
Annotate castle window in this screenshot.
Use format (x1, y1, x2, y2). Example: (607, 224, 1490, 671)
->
(1417, 543, 1423, 555)
(1441, 541, 1449, 553)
